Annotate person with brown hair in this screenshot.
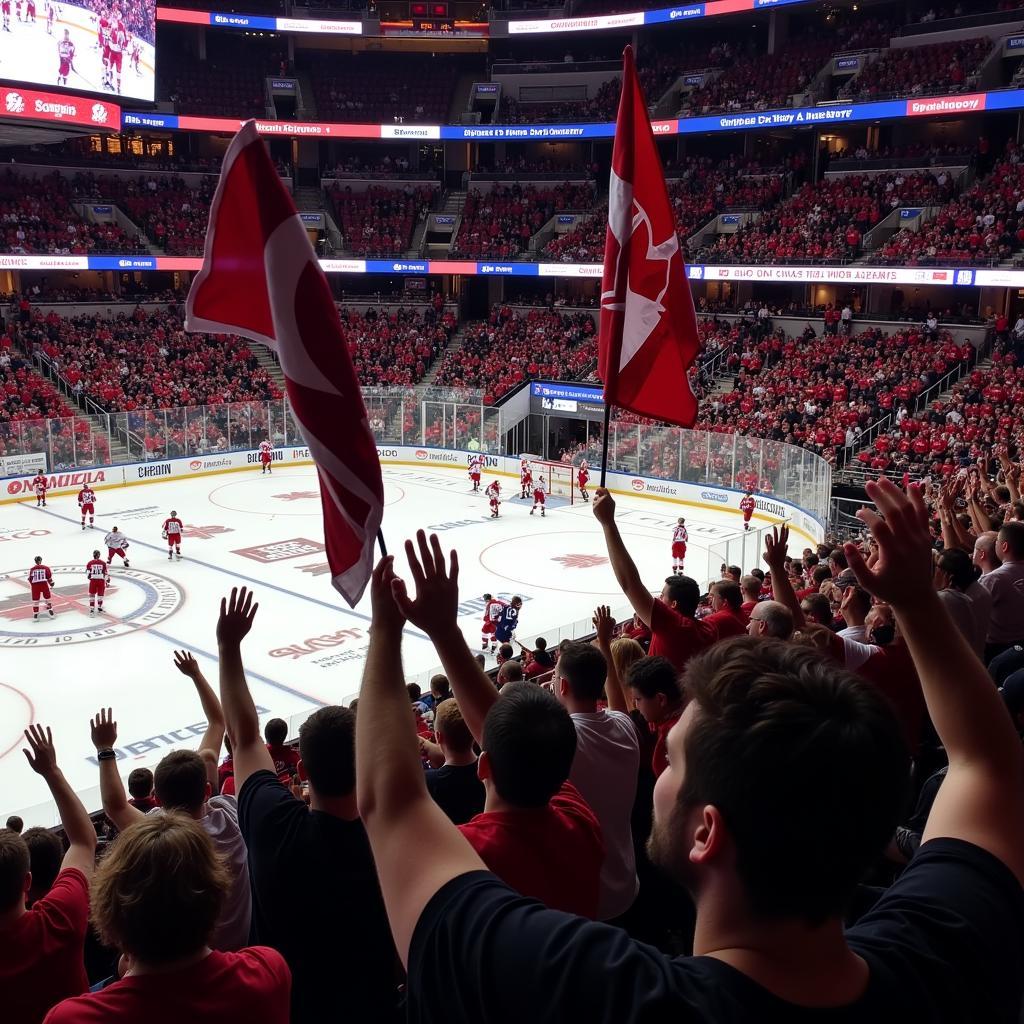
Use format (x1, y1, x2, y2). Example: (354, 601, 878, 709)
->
(45, 813, 290, 1023)
(422, 699, 484, 825)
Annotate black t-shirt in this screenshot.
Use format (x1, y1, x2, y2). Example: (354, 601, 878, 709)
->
(408, 839, 1024, 1023)
(239, 770, 401, 1023)
(425, 762, 485, 825)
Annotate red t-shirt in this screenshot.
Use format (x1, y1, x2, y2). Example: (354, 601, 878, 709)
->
(266, 744, 300, 778)
(44, 948, 290, 1024)
(739, 600, 758, 623)
(651, 710, 682, 779)
(1, 868, 89, 1024)
(648, 600, 717, 671)
(703, 608, 747, 639)
(458, 781, 604, 918)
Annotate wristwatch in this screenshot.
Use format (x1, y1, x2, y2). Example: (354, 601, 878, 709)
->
(97, 748, 117, 761)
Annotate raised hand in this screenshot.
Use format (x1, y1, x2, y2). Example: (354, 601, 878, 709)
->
(173, 650, 201, 679)
(90, 708, 118, 750)
(23, 724, 59, 777)
(591, 487, 616, 526)
(592, 605, 615, 648)
(391, 530, 460, 638)
(217, 586, 258, 647)
(844, 478, 933, 609)
(763, 523, 790, 574)
(369, 555, 405, 634)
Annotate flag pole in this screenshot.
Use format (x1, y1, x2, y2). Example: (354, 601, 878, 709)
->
(599, 400, 612, 488)
(376, 528, 388, 558)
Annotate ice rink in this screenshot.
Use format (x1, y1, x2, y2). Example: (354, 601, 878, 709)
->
(0, 461, 761, 826)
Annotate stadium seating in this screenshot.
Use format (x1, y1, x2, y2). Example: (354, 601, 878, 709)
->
(327, 185, 437, 257)
(344, 306, 456, 386)
(697, 171, 954, 264)
(0, 171, 147, 256)
(158, 48, 269, 118)
(431, 306, 596, 403)
(841, 37, 991, 101)
(452, 183, 595, 259)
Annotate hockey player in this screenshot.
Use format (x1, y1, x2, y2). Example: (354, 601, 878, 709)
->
(519, 459, 533, 499)
(162, 510, 183, 560)
(25, 0, 34, 21)
(258, 438, 274, 474)
(468, 453, 483, 492)
(45, 0, 53, 32)
(2, 0, 10, 32)
(740, 490, 756, 532)
(577, 459, 590, 502)
(485, 479, 501, 518)
(78, 483, 96, 529)
(31, 472, 48, 507)
(671, 517, 688, 575)
(57, 28, 75, 86)
(28, 556, 55, 620)
(85, 550, 109, 615)
(481, 592, 504, 652)
(107, 13, 126, 93)
(495, 596, 522, 647)
(130, 37, 141, 74)
(530, 474, 547, 517)
(104, 526, 130, 567)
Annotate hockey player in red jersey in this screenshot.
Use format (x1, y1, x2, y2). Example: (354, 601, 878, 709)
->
(530, 474, 547, 517)
(740, 491, 756, 531)
(468, 453, 483, 492)
(31, 472, 48, 507)
(107, 14, 126, 92)
(85, 551, 109, 615)
(57, 29, 75, 86)
(519, 459, 533, 499)
(481, 593, 505, 652)
(25, 0, 34, 21)
(162, 510, 183, 560)
(2, 0, 11, 32)
(28, 556, 55, 619)
(78, 484, 96, 529)
(578, 460, 590, 502)
(258, 439, 273, 474)
(485, 479, 501, 518)
(671, 517, 688, 574)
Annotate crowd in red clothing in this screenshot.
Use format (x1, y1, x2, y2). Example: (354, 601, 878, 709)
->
(0, 171, 147, 256)
(853, 351, 1024, 478)
(21, 307, 282, 416)
(432, 306, 596, 404)
(500, 78, 621, 124)
(73, 173, 216, 256)
(453, 183, 595, 260)
(697, 170, 954, 264)
(876, 154, 1024, 266)
(841, 37, 990, 102)
(344, 305, 455, 386)
(327, 184, 437, 257)
(694, 321, 975, 463)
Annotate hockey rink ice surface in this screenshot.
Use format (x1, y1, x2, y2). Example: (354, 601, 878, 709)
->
(0, 463, 751, 825)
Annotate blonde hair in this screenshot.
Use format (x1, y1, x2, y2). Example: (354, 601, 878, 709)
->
(433, 698, 474, 754)
(610, 637, 644, 682)
(91, 812, 230, 962)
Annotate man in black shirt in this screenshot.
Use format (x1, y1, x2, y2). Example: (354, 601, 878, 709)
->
(423, 698, 484, 825)
(216, 588, 400, 1023)
(356, 496, 1024, 1023)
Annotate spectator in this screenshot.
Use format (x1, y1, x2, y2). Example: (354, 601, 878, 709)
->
(422, 699, 485, 826)
(837, 586, 872, 643)
(746, 600, 795, 640)
(978, 521, 1024, 660)
(263, 719, 299, 779)
(22, 828, 63, 908)
(704, 581, 747, 638)
(1, 726, 96, 1024)
(739, 576, 762, 620)
(126, 769, 156, 813)
(625, 656, 684, 780)
(935, 547, 991, 657)
(5, 815, 23, 833)
(45, 813, 291, 1024)
(594, 488, 717, 671)
(215, 589, 401, 1022)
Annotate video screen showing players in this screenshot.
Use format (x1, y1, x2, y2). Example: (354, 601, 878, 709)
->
(0, 0, 155, 102)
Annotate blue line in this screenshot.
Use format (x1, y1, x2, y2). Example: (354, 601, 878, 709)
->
(32, 504, 432, 640)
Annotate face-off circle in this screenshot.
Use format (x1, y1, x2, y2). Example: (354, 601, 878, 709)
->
(0, 566, 185, 647)
(0, 681, 34, 761)
(209, 471, 405, 516)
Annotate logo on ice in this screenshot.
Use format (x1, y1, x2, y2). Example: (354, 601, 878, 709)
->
(232, 538, 326, 563)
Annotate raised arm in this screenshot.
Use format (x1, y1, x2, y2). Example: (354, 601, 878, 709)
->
(216, 588, 276, 790)
(25, 725, 97, 876)
(845, 478, 1024, 884)
(763, 525, 804, 629)
(393, 531, 496, 745)
(593, 605, 628, 714)
(592, 488, 655, 627)
(174, 650, 225, 761)
(90, 708, 142, 832)
(357, 555, 486, 966)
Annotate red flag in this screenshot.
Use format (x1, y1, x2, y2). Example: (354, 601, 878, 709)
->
(598, 45, 700, 427)
(185, 120, 383, 607)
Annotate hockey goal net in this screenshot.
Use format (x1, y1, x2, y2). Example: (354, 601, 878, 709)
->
(521, 455, 576, 504)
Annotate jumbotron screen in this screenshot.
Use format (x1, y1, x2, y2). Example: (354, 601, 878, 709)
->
(0, 0, 155, 103)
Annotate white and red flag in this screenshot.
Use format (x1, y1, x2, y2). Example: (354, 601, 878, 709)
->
(185, 120, 383, 606)
(598, 45, 700, 428)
